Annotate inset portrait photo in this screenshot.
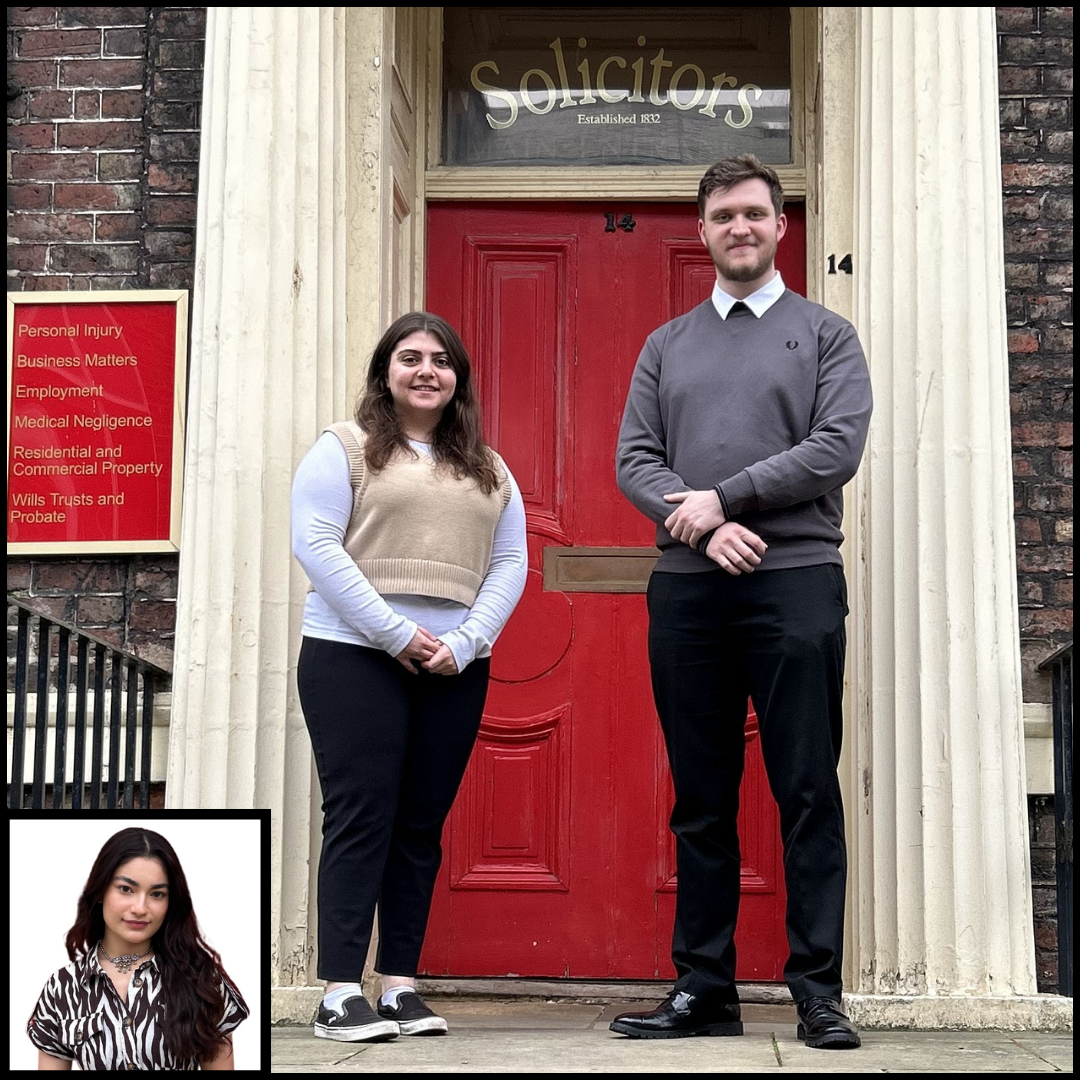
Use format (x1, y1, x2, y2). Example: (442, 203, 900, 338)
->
(9, 812, 265, 1072)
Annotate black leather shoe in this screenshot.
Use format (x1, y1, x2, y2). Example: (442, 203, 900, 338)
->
(609, 990, 743, 1039)
(796, 996, 861, 1049)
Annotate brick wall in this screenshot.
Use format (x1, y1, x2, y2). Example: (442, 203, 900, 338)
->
(997, 5, 1072, 998)
(998, 6, 1074, 704)
(7, 6, 206, 669)
(1028, 795, 1060, 992)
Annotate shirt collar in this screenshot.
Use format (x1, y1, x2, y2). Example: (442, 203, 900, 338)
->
(77, 942, 160, 986)
(710, 271, 786, 320)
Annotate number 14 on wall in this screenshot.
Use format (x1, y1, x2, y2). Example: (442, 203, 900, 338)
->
(827, 254, 853, 274)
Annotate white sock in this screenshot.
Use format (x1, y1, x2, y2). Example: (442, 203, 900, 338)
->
(379, 985, 416, 1008)
(322, 983, 364, 1014)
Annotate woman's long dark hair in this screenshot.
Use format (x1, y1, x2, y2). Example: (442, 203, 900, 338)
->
(355, 310, 501, 493)
(64, 828, 235, 1066)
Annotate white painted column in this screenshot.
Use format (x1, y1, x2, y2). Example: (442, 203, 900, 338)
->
(848, 7, 1037, 1001)
(167, 6, 346, 990)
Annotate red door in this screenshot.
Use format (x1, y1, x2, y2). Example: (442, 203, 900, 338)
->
(422, 201, 807, 981)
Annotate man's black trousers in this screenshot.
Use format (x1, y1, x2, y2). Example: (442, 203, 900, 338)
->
(297, 636, 490, 982)
(647, 562, 849, 1004)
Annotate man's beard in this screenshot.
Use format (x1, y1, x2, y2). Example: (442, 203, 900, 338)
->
(709, 238, 776, 282)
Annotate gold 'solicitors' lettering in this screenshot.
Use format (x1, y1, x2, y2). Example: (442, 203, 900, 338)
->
(471, 61, 518, 130)
(471, 37, 763, 130)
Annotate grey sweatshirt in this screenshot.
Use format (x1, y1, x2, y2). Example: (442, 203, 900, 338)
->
(616, 291, 873, 572)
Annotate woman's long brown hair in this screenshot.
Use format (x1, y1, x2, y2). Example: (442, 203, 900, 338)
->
(355, 310, 500, 493)
(64, 828, 238, 1067)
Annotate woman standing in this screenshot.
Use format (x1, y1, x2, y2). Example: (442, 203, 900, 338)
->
(27, 827, 248, 1070)
(291, 311, 527, 1041)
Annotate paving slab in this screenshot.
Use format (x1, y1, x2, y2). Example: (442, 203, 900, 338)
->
(271, 999, 1074, 1073)
(774, 1030, 1067, 1073)
(271, 1026, 782, 1073)
(1010, 1036, 1075, 1073)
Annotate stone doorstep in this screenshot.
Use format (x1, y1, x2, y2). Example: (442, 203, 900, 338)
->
(413, 978, 792, 1004)
(272, 981, 1074, 1033)
(843, 992, 1073, 1034)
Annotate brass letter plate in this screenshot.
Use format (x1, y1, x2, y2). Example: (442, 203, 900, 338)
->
(543, 546, 660, 594)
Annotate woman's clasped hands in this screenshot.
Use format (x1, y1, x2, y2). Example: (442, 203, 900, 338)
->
(395, 625, 459, 675)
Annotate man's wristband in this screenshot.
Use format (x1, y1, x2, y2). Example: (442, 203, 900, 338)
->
(696, 527, 719, 553)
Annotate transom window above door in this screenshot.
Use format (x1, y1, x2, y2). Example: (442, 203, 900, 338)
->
(442, 6, 791, 168)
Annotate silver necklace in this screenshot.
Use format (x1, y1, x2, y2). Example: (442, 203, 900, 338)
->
(98, 939, 153, 974)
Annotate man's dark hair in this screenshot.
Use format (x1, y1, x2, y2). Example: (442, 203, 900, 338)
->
(698, 155, 784, 218)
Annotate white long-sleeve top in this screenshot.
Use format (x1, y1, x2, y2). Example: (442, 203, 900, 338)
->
(291, 431, 528, 672)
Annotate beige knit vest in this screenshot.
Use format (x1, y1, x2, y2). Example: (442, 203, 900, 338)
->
(323, 421, 511, 607)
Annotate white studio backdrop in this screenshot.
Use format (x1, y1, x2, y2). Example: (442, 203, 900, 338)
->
(8, 815, 262, 1071)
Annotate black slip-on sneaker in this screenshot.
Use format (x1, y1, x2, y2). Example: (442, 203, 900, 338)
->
(314, 993, 399, 1042)
(377, 990, 449, 1036)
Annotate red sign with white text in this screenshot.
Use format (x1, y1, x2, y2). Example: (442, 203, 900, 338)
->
(7, 293, 187, 552)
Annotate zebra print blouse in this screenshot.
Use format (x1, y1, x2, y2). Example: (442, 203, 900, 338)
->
(27, 947, 248, 1070)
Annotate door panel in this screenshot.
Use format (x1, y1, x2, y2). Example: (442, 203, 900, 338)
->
(422, 201, 806, 981)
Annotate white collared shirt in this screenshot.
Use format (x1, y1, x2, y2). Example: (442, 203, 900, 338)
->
(710, 271, 787, 320)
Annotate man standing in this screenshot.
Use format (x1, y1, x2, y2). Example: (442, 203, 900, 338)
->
(610, 155, 871, 1050)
